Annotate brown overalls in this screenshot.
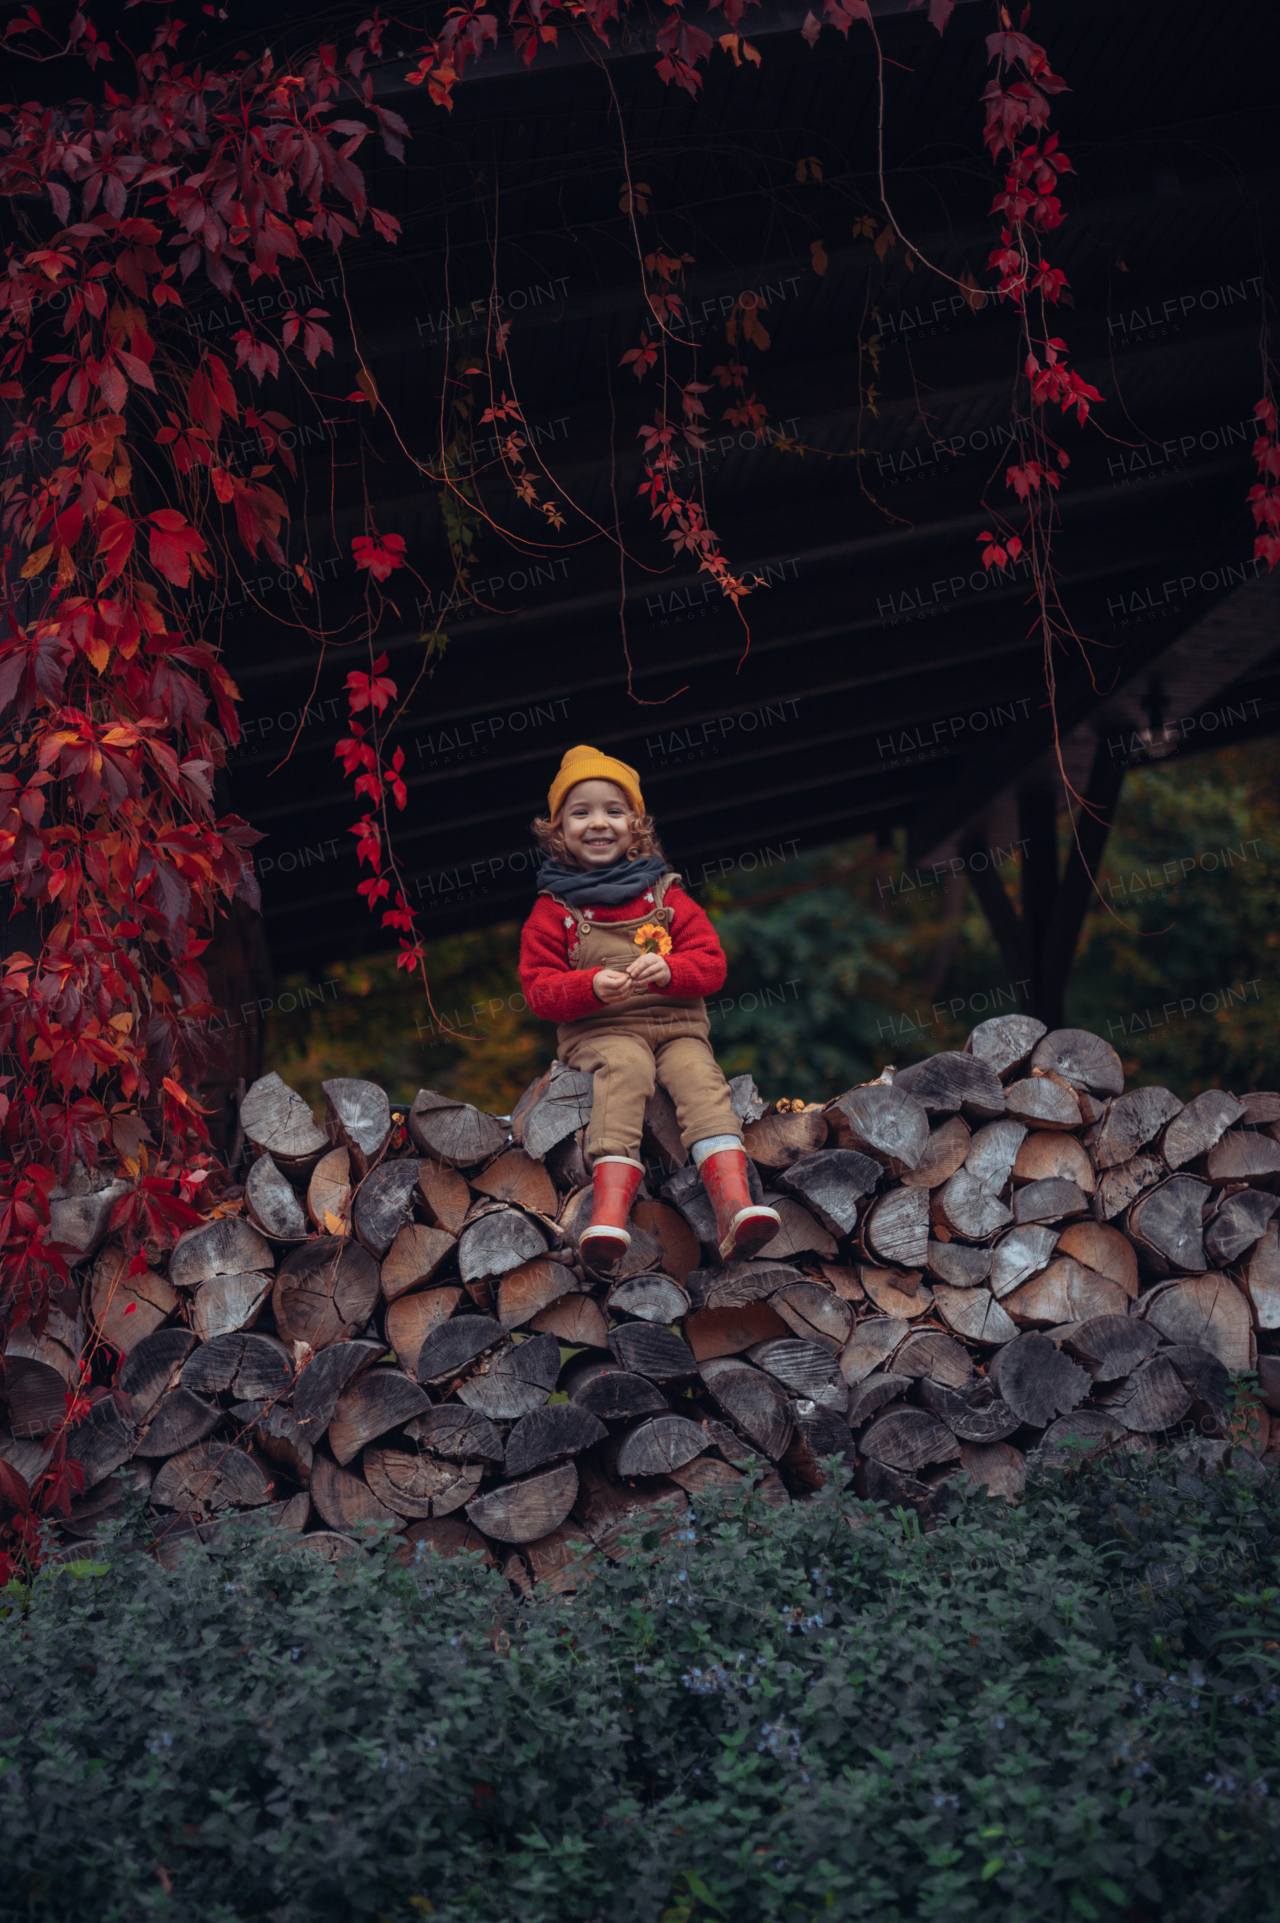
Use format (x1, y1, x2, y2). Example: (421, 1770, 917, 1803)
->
(546, 872, 741, 1162)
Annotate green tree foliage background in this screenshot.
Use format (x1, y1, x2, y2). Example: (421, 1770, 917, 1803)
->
(264, 741, 1278, 1113)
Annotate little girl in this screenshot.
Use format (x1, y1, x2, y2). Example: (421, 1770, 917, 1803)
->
(520, 743, 780, 1266)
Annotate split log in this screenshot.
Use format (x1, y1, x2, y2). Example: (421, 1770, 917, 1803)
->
(614, 1414, 706, 1478)
(934, 1169, 1012, 1241)
(1238, 1091, 1280, 1125)
(608, 1323, 695, 1382)
(630, 1199, 700, 1284)
(381, 1224, 457, 1302)
(1001, 1258, 1128, 1329)
(152, 1442, 274, 1518)
(566, 1357, 669, 1420)
(817, 1262, 866, 1302)
(497, 1257, 582, 1330)
(1161, 1088, 1245, 1169)
(1164, 1345, 1231, 1426)
(893, 1329, 974, 1387)
(240, 1071, 328, 1165)
(289, 1531, 361, 1563)
(323, 1078, 393, 1176)
(610, 1220, 667, 1282)
(273, 1237, 381, 1351)
(861, 1187, 930, 1268)
(685, 1302, 791, 1361)
(48, 1166, 130, 1261)
(776, 1149, 880, 1232)
(1096, 1355, 1193, 1434)
(704, 1259, 806, 1311)
(293, 1341, 383, 1433)
(987, 1332, 1089, 1427)
(931, 1285, 1019, 1346)
(1003, 1078, 1081, 1131)
(899, 1117, 971, 1191)
(1137, 1274, 1254, 1372)
(729, 1072, 769, 1125)
(846, 1373, 912, 1427)
(861, 1407, 958, 1473)
(758, 1196, 837, 1261)
(916, 1377, 1019, 1443)
(329, 1370, 431, 1466)
(1011, 1178, 1090, 1225)
(169, 1216, 272, 1291)
(667, 1456, 743, 1497)
(362, 1447, 483, 1519)
(416, 1160, 472, 1235)
(134, 1388, 220, 1458)
(1094, 1154, 1166, 1220)
(827, 1082, 929, 1175)
(660, 1162, 755, 1247)
(742, 1106, 829, 1170)
(310, 1452, 402, 1535)
(119, 1328, 198, 1421)
(770, 1281, 853, 1350)
(1030, 1028, 1124, 1096)
(959, 1440, 1026, 1497)
(1012, 1131, 1094, 1192)
(455, 1332, 561, 1419)
(409, 1088, 506, 1168)
(892, 1052, 1005, 1119)
(1055, 1221, 1139, 1297)
(698, 1357, 793, 1460)
(89, 1245, 178, 1353)
(531, 1294, 610, 1347)
(458, 1207, 550, 1284)
(782, 1404, 858, 1491)
(1091, 1087, 1183, 1169)
(181, 1331, 292, 1402)
(66, 1395, 138, 1488)
(839, 1317, 908, 1383)
(860, 1268, 934, 1319)
(747, 1337, 847, 1406)
(575, 1465, 693, 1558)
(641, 1083, 686, 1173)
(353, 1158, 420, 1258)
(243, 1405, 313, 1485)
(1205, 1130, 1280, 1188)
(1062, 1315, 1160, 1381)
(1037, 1410, 1126, 1466)
(1126, 1176, 1210, 1273)
(506, 1403, 608, 1476)
(513, 1064, 594, 1162)
(857, 1456, 955, 1519)
(607, 1272, 690, 1325)
(466, 1463, 578, 1544)
(504, 1525, 597, 1596)
(964, 1119, 1026, 1194)
(965, 1012, 1046, 1080)
(416, 1314, 506, 1387)
(1206, 1191, 1280, 1267)
(472, 1148, 558, 1217)
(396, 1515, 496, 1567)
(403, 1407, 503, 1461)
(546, 1129, 590, 1194)
(1239, 1221, 1280, 1328)
(989, 1225, 1060, 1296)
(1260, 1354, 1280, 1413)
(307, 1147, 353, 1233)
(925, 1241, 991, 1287)
(245, 1153, 310, 1242)
(190, 1274, 272, 1342)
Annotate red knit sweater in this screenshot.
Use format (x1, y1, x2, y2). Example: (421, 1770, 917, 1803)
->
(520, 882, 727, 1023)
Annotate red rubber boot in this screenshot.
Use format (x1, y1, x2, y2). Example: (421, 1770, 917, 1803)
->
(699, 1146, 780, 1262)
(580, 1155, 645, 1266)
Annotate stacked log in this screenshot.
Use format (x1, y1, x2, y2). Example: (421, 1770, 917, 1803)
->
(4, 1032, 1278, 1589)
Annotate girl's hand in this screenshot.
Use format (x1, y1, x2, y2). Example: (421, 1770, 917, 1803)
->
(627, 953, 672, 989)
(592, 968, 635, 1003)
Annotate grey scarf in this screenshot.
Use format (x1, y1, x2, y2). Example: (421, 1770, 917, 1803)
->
(535, 853, 671, 907)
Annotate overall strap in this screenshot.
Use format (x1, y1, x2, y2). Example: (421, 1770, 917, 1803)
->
(540, 891, 593, 945)
(652, 870, 682, 914)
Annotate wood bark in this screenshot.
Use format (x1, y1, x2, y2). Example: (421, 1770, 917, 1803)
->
(409, 1088, 506, 1168)
(1161, 1089, 1245, 1170)
(245, 1152, 311, 1242)
(273, 1237, 380, 1351)
(861, 1186, 930, 1268)
(329, 1370, 431, 1466)
(965, 1012, 1046, 1080)
(404, 1403, 505, 1462)
(987, 1333, 1089, 1427)
(240, 1071, 329, 1164)
(892, 1051, 1005, 1119)
(899, 1117, 971, 1191)
(1029, 1028, 1124, 1096)
(826, 1082, 929, 1175)
(353, 1157, 421, 1257)
(776, 1148, 880, 1232)
(506, 1403, 607, 1476)
(1091, 1087, 1183, 1169)
(323, 1077, 393, 1175)
(465, 1464, 579, 1544)
(545, 1127, 590, 1195)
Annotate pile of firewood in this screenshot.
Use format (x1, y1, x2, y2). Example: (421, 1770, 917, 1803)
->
(3, 1014, 1278, 1590)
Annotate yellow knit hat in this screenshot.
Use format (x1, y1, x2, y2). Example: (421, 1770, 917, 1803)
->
(548, 744, 645, 819)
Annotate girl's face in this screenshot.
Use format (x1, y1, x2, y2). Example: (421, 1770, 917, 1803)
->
(561, 779, 635, 868)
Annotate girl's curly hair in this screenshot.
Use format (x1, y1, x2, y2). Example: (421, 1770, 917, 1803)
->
(532, 806, 666, 867)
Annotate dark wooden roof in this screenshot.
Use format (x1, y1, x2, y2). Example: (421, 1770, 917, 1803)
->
(208, 0, 1280, 966)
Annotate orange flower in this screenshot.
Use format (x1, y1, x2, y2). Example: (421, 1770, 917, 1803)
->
(634, 922, 673, 956)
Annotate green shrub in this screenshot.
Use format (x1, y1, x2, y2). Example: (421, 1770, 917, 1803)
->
(1, 1448, 1278, 1923)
